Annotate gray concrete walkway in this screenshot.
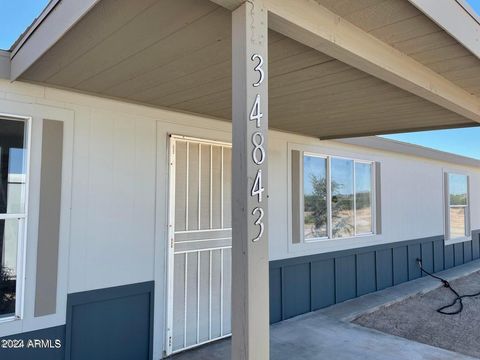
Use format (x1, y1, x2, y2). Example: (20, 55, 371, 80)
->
(170, 260, 480, 360)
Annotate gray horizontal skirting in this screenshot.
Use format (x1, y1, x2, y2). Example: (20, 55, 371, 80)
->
(270, 231, 480, 324)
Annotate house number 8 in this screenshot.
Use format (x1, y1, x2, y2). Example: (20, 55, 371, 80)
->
(252, 132, 265, 164)
(250, 53, 265, 243)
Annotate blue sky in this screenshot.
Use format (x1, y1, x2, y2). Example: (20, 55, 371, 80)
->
(468, 0, 480, 14)
(0, 0, 49, 50)
(383, 127, 480, 160)
(1, 0, 480, 159)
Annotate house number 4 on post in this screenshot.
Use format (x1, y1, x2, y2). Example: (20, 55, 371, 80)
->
(250, 53, 266, 243)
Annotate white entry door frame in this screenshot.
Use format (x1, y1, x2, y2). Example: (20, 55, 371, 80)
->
(166, 134, 233, 356)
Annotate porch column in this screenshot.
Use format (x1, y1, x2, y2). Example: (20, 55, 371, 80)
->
(232, 1, 270, 359)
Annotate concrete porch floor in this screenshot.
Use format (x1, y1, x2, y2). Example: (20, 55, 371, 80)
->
(170, 260, 480, 360)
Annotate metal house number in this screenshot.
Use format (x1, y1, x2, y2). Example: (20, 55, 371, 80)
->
(250, 53, 265, 242)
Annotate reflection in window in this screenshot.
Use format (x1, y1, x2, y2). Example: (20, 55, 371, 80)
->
(303, 156, 327, 239)
(331, 158, 354, 238)
(0, 118, 27, 318)
(0, 219, 20, 317)
(299, 152, 375, 242)
(355, 163, 373, 234)
(447, 173, 469, 240)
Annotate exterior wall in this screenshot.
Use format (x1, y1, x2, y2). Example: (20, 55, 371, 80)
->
(67, 107, 156, 294)
(0, 79, 478, 359)
(268, 132, 480, 260)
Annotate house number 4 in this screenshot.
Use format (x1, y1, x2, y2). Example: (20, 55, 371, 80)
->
(250, 53, 265, 242)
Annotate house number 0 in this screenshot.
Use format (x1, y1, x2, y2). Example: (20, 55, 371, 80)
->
(250, 53, 265, 242)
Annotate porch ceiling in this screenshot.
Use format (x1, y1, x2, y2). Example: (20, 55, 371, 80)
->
(18, 0, 480, 139)
(315, 0, 480, 98)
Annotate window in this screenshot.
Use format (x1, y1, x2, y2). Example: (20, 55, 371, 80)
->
(0, 117, 28, 320)
(445, 173, 470, 241)
(355, 162, 373, 235)
(298, 152, 376, 243)
(303, 155, 328, 239)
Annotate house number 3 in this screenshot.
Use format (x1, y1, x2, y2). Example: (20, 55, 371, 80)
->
(250, 53, 265, 242)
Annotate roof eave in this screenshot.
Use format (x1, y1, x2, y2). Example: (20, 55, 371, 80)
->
(408, 0, 480, 60)
(10, 0, 100, 81)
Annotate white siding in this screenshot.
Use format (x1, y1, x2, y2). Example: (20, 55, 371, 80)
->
(0, 79, 479, 357)
(269, 132, 480, 260)
(0, 78, 479, 270)
(68, 108, 156, 293)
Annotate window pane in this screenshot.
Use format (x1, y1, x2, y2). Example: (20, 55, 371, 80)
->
(449, 207, 467, 239)
(0, 219, 20, 317)
(449, 174, 468, 206)
(0, 119, 27, 214)
(331, 158, 354, 238)
(303, 156, 327, 239)
(355, 162, 372, 234)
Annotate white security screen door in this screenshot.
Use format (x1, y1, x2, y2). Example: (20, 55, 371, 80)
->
(167, 135, 232, 355)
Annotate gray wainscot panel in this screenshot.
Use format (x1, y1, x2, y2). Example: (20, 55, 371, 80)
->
(66, 281, 154, 360)
(473, 230, 480, 259)
(269, 233, 478, 323)
(0, 326, 65, 360)
(376, 248, 393, 290)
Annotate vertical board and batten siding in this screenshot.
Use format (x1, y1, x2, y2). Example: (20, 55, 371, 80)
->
(270, 232, 480, 323)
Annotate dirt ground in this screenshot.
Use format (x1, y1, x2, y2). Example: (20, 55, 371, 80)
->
(353, 271, 480, 359)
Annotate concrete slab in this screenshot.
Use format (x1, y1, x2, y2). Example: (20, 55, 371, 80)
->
(170, 313, 475, 359)
(170, 260, 480, 360)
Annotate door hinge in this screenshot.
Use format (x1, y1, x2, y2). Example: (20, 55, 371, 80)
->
(170, 238, 174, 248)
(168, 336, 172, 348)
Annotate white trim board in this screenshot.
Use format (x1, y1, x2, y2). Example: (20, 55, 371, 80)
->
(408, 0, 480, 60)
(0, 99, 74, 338)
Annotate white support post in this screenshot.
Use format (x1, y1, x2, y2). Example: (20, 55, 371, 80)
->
(232, 1, 270, 359)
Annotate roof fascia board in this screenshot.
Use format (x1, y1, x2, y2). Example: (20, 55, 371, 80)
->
(10, 0, 62, 56)
(408, 0, 480, 59)
(10, 0, 101, 81)
(337, 136, 480, 168)
(456, 0, 480, 25)
(265, 0, 480, 123)
(0, 51, 10, 80)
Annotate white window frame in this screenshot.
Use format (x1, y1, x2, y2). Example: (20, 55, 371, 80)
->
(0, 114, 31, 324)
(444, 171, 471, 245)
(302, 152, 376, 243)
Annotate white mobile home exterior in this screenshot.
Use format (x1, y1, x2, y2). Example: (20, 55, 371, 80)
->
(0, 0, 480, 359)
(0, 79, 478, 359)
